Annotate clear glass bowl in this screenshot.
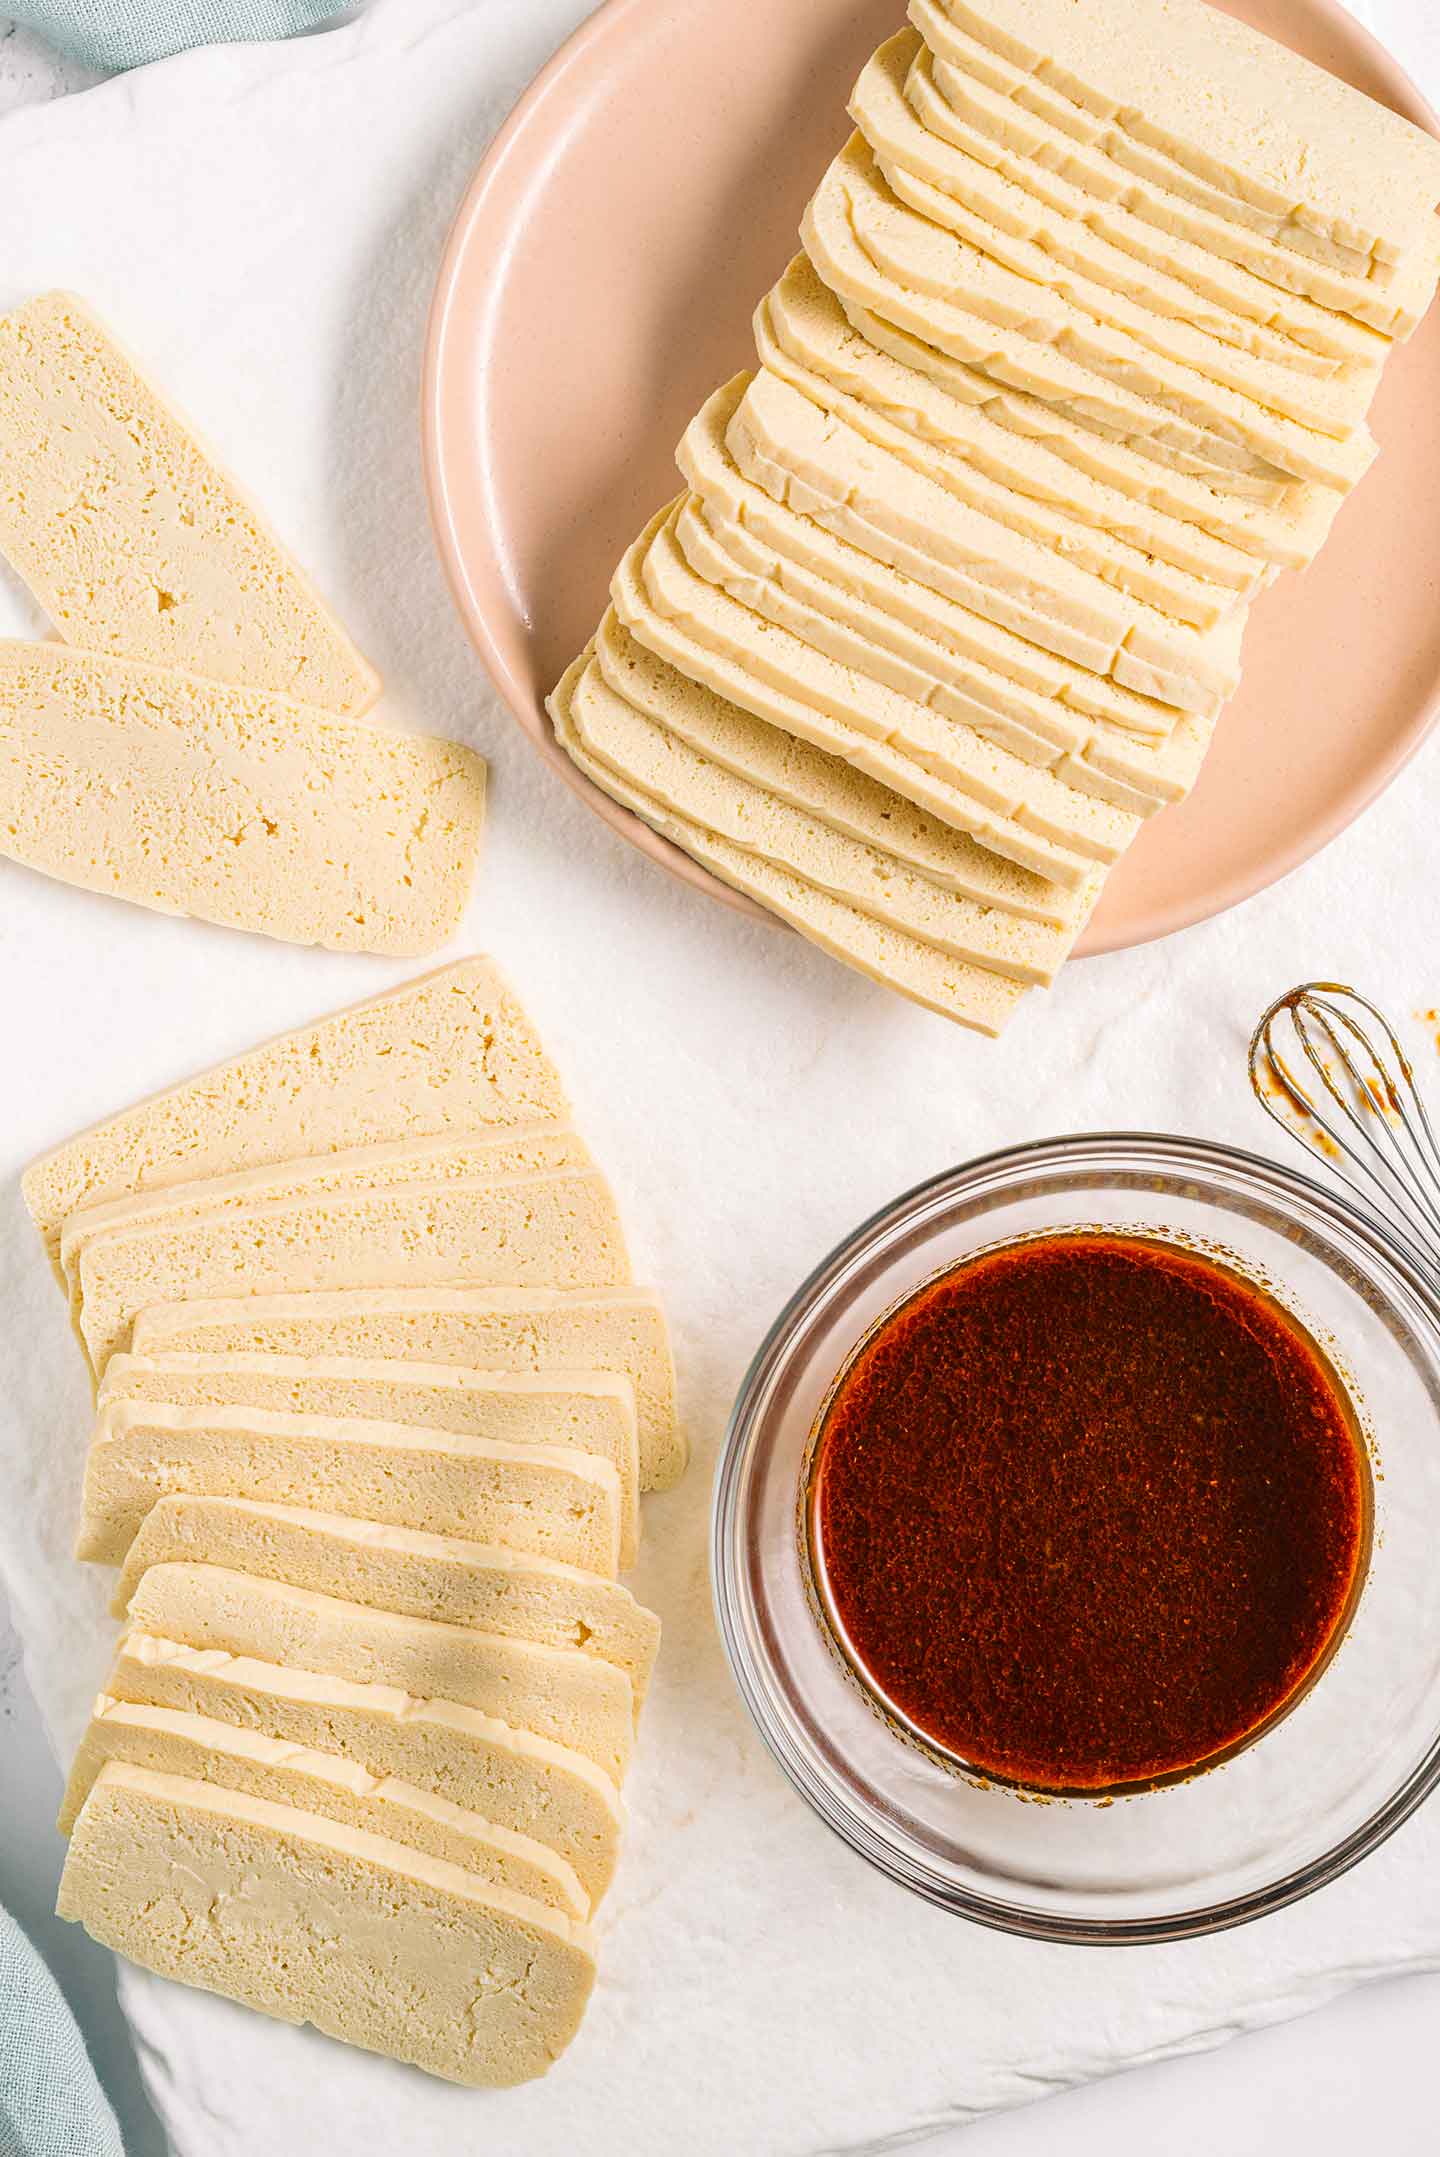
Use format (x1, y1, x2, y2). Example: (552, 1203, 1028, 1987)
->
(712, 1134, 1440, 1944)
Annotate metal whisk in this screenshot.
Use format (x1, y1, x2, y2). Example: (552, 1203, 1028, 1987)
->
(1249, 983, 1440, 1303)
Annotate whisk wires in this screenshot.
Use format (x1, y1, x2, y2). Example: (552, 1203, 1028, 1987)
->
(1249, 984, 1440, 1299)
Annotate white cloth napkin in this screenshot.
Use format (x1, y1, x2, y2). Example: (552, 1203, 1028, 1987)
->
(1, 3, 1438, 2152)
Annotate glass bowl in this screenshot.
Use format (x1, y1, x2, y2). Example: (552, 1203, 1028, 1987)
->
(712, 1133, 1440, 1944)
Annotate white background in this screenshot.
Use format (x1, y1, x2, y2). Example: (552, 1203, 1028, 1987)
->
(1, 5, 1438, 2153)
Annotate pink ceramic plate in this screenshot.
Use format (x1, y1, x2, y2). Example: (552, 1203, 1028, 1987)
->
(423, 0, 1440, 958)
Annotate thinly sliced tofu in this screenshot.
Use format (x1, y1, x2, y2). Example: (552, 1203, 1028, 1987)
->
(550, 654, 1031, 1037)
(594, 613, 1100, 930)
(130, 1284, 683, 1494)
(806, 143, 1290, 491)
(759, 256, 1269, 595)
(76, 1169, 631, 1375)
(900, 28, 1388, 367)
(61, 1127, 590, 1305)
(122, 1564, 634, 1782)
(77, 1402, 625, 1575)
(59, 1763, 596, 2082)
(611, 513, 1098, 886)
(111, 1495, 661, 1699)
(925, 0, 1440, 269)
(59, 1700, 589, 1916)
(23, 956, 569, 1268)
(0, 642, 486, 957)
(680, 369, 1192, 736)
(568, 653, 1092, 982)
(97, 1636, 625, 1901)
(678, 499, 1212, 814)
(835, 144, 1379, 476)
(638, 503, 1143, 860)
(855, 35, 1385, 419)
(0, 292, 380, 713)
(99, 1355, 641, 1567)
(766, 264, 1342, 570)
(727, 372, 1242, 709)
(913, 3, 1439, 333)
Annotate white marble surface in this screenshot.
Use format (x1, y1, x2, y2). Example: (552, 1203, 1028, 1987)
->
(0, 6, 1438, 2154)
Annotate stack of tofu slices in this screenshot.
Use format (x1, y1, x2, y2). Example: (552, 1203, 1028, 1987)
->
(551, 0, 1440, 1035)
(26, 959, 681, 2088)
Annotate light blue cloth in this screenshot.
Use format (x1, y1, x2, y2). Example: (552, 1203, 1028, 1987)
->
(6, 0, 351, 70)
(0, 1908, 124, 2157)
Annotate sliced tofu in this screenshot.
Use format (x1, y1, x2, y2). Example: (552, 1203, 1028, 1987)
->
(680, 369, 1194, 736)
(900, 29, 1388, 369)
(23, 956, 569, 1269)
(111, 1495, 661, 1700)
(58, 1763, 596, 2083)
(611, 514, 1099, 886)
(566, 652, 1092, 982)
(76, 1169, 632, 1375)
(550, 654, 1030, 1037)
(727, 372, 1243, 710)
(636, 503, 1142, 863)
(856, 34, 1386, 421)
(759, 254, 1269, 596)
(76, 1401, 625, 1575)
(0, 642, 487, 958)
(805, 142, 1294, 491)
(122, 1564, 634, 1782)
(130, 1284, 683, 1495)
(61, 1700, 590, 1918)
(914, 3, 1439, 334)
(925, 0, 1440, 269)
(61, 1127, 591, 1306)
(594, 613, 1100, 930)
(833, 144, 1379, 478)
(97, 1636, 625, 1902)
(0, 292, 380, 714)
(99, 1356, 641, 1567)
(766, 264, 1343, 570)
(677, 499, 1212, 814)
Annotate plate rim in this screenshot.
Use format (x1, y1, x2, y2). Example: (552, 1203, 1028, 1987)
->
(422, 0, 1440, 963)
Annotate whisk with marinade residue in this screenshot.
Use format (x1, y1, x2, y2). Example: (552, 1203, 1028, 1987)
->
(1248, 983, 1440, 1304)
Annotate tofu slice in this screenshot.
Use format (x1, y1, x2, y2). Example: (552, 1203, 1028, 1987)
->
(680, 368, 1194, 736)
(764, 263, 1343, 570)
(641, 500, 1144, 859)
(594, 613, 1099, 931)
(131, 1284, 683, 1494)
(76, 1402, 625, 1575)
(58, 1763, 597, 2082)
(550, 655, 1030, 1036)
(760, 253, 1269, 596)
(900, 28, 1388, 368)
(856, 35, 1386, 421)
(61, 1127, 591, 1306)
(833, 144, 1379, 478)
(612, 517, 1098, 887)
(0, 642, 487, 957)
(926, 0, 1440, 269)
(914, 4, 1439, 334)
(567, 653, 1092, 983)
(96, 1637, 625, 1902)
(22, 956, 569, 1268)
(111, 1495, 661, 1697)
(0, 293, 380, 715)
(736, 364, 1250, 681)
(677, 502, 1212, 814)
(122, 1564, 634, 1782)
(76, 1169, 632, 1375)
(61, 1700, 589, 1918)
(99, 1357, 641, 1567)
